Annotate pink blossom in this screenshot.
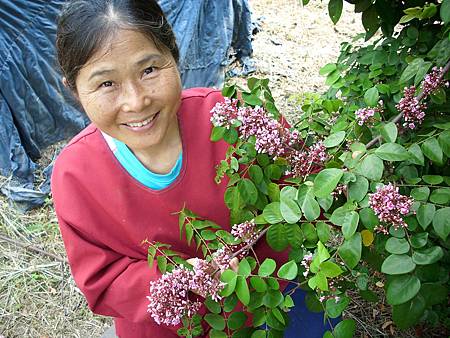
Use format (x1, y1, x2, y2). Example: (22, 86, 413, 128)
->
(147, 260, 225, 326)
(396, 86, 427, 130)
(422, 67, 449, 96)
(237, 106, 299, 157)
(368, 183, 414, 232)
(300, 252, 313, 277)
(288, 141, 327, 177)
(355, 104, 383, 126)
(210, 98, 239, 128)
(212, 247, 232, 271)
(231, 219, 259, 244)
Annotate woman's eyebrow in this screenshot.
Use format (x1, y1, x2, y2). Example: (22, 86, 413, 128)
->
(88, 68, 114, 82)
(135, 54, 163, 67)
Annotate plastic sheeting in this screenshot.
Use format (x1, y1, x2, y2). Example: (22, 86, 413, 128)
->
(0, 0, 253, 211)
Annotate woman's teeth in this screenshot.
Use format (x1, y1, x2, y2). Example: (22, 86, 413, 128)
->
(126, 114, 156, 128)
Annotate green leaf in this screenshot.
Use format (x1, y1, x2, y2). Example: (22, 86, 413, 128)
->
(438, 130, 450, 156)
(400, 58, 424, 84)
(211, 126, 226, 141)
(242, 92, 263, 106)
(392, 295, 426, 329)
(359, 207, 379, 230)
(280, 199, 302, 224)
(374, 143, 410, 161)
(220, 270, 237, 297)
(385, 237, 410, 254)
(381, 254, 416, 275)
(417, 203, 436, 230)
(422, 175, 444, 185)
(412, 246, 444, 265)
(328, 0, 343, 24)
(277, 260, 298, 280)
(238, 258, 251, 277)
(263, 202, 283, 224)
(421, 138, 443, 164)
(250, 276, 267, 292)
(223, 128, 238, 145)
(263, 289, 284, 308)
(319, 63, 337, 76)
(316, 221, 331, 243)
(251, 330, 266, 338)
(326, 296, 350, 318)
(441, 0, 450, 24)
(308, 271, 328, 291)
(381, 122, 398, 142)
(266, 223, 289, 251)
(420, 283, 448, 306)
(362, 5, 379, 38)
(287, 224, 304, 248)
(356, 154, 384, 181)
(432, 207, 450, 240)
(301, 222, 318, 244)
(341, 211, 360, 239)
(338, 233, 362, 269)
(301, 192, 321, 221)
(430, 188, 450, 205)
(227, 312, 247, 330)
(235, 276, 250, 305)
(204, 313, 226, 331)
(249, 165, 264, 184)
(223, 294, 238, 312)
(387, 275, 421, 305)
(364, 86, 379, 106)
(205, 297, 222, 314)
(320, 261, 343, 278)
(156, 255, 167, 274)
(318, 195, 333, 211)
(267, 183, 280, 202)
(323, 131, 346, 148)
(238, 179, 258, 205)
(410, 232, 428, 249)
(408, 144, 424, 166)
(258, 258, 276, 277)
(410, 187, 430, 201)
(332, 319, 356, 338)
(314, 168, 344, 198)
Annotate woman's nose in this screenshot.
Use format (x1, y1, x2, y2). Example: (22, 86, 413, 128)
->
(120, 81, 150, 113)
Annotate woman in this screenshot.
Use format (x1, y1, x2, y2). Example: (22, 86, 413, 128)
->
(52, 1, 334, 337)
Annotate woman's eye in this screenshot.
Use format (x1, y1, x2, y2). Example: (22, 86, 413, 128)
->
(143, 67, 155, 75)
(100, 81, 113, 88)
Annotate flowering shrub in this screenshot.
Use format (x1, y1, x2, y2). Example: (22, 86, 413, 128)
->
(143, 1, 450, 337)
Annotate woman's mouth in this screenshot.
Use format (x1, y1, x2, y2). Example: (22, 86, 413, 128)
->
(124, 112, 159, 131)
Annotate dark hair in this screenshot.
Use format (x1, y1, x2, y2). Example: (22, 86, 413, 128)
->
(56, 0, 179, 90)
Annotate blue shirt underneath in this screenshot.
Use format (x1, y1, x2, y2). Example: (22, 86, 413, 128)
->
(112, 138, 182, 190)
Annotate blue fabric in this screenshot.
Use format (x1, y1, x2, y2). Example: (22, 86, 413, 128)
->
(284, 285, 340, 338)
(112, 139, 182, 190)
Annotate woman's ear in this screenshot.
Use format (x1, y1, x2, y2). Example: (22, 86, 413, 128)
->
(62, 77, 69, 88)
(62, 77, 79, 100)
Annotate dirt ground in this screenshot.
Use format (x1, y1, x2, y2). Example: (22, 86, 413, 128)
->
(0, 1, 427, 337)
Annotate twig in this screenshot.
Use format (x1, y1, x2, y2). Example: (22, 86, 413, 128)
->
(366, 59, 450, 149)
(229, 227, 269, 260)
(0, 233, 68, 264)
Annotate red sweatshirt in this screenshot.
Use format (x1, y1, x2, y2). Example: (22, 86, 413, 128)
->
(51, 88, 287, 338)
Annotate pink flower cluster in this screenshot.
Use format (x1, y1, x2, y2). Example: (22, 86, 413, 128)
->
(210, 97, 239, 128)
(237, 106, 299, 157)
(147, 260, 224, 326)
(210, 100, 299, 157)
(422, 67, 449, 96)
(355, 102, 383, 126)
(210, 99, 328, 177)
(396, 86, 427, 130)
(300, 252, 313, 277)
(212, 247, 232, 271)
(368, 183, 414, 233)
(288, 142, 327, 177)
(231, 219, 259, 244)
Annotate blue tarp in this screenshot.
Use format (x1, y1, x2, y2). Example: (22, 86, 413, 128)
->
(0, 0, 253, 211)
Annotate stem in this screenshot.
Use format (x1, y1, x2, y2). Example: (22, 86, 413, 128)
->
(186, 218, 214, 258)
(229, 227, 269, 261)
(143, 240, 178, 266)
(366, 58, 450, 149)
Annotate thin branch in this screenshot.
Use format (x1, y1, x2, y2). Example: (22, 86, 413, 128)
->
(0, 233, 68, 264)
(229, 227, 269, 260)
(366, 59, 450, 149)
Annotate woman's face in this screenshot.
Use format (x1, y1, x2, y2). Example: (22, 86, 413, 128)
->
(75, 29, 182, 154)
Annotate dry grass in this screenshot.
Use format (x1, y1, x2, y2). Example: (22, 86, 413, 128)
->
(0, 1, 441, 337)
